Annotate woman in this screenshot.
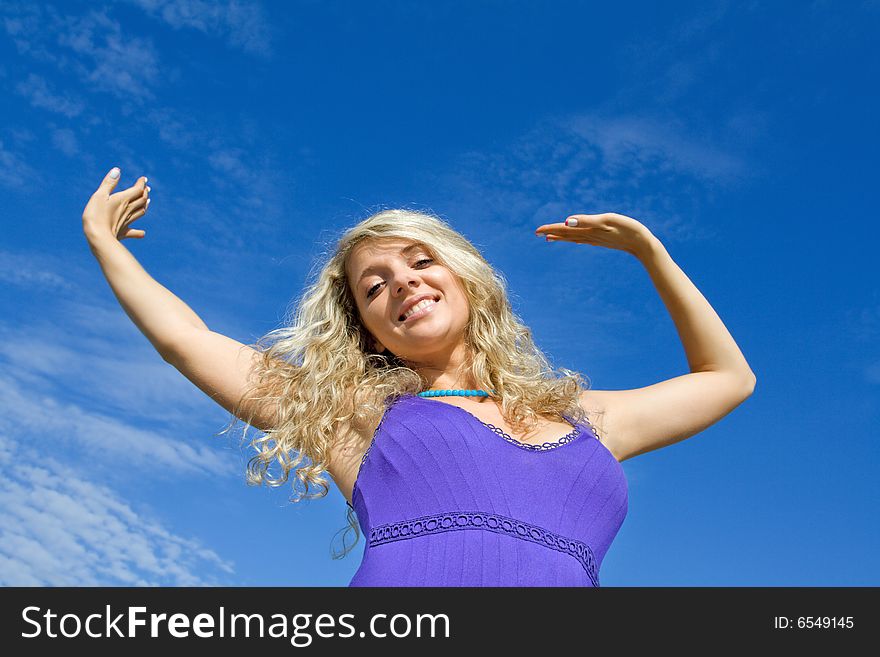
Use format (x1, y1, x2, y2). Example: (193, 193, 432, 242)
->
(82, 167, 756, 587)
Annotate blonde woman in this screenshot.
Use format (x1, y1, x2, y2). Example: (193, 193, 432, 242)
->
(81, 167, 756, 587)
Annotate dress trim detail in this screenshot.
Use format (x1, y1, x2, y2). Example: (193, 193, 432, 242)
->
(368, 510, 600, 587)
(478, 419, 581, 451)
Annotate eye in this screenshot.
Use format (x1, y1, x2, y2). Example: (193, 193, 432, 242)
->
(365, 258, 434, 298)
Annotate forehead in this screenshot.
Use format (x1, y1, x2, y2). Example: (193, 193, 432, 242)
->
(346, 239, 428, 280)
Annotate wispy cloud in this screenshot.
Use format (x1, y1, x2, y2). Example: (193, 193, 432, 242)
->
(841, 295, 880, 385)
(144, 107, 200, 149)
(0, 371, 234, 479)
(208, 147, 251, 180)
(844, 300, 880, 343)
(51, 127, 79, 156)
(429, 111, 744, 248)
(142, 136, 288, 257)
(606, 0, 772, 155)
(0, 235, 253, 587)
(2, 3, 65, 64)
(0, 249, 240, 477)
(122, 0, 273, 57)
(2, 4, 161, 101)
(614, 0, 736, 105)
(58, 10, 161, 101)
(567, 114, 745, 184)
(0, 249, 75, 292)
(15, 73, 85, 117)
(2, 2, 286, 257)
(0, 139, 38, 189)
(0, 434, 236, 585)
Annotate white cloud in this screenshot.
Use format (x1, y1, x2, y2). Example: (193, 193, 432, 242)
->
(15, 73, 86, 117)
(58, 10, 161, 101)
(0, 138, 38, 189)
(6, 126, 37, 145)
(0, 249, 74, 291)
(614, 0, 737, 105)
(567, 114, 745, 183)
(145, 107, 200, 148)
(142, 136, 287, 256)
(123, 0, 273, 57)
(0, 434, 236, 585)
(0, 371, 234, 479)
(51, 127, 79, 156)
(2, 4, 286, 254)
(1, 3, 64, 64)
(207, 147, 250, 179)
(841, 301, 880, 383)
(1, 4, 161, 101)
(0, 272, 240, 477)
(0, 242, 259, 586)
(427, 112, 740, 247)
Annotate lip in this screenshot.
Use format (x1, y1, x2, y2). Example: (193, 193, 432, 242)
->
(398, 294, 440, 323)
(397, 294, 440, 322)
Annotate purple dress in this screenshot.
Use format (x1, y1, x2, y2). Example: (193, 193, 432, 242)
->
(348, 393, 628, 587)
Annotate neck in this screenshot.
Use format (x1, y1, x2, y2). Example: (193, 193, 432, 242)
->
(403, 340, 477, 391)
(422, 373, 480, 391)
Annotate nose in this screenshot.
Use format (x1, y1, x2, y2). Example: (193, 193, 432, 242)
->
(389, 267, 421, 296)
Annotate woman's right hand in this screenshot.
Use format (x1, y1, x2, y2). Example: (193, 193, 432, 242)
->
(81, 167, 151, 243)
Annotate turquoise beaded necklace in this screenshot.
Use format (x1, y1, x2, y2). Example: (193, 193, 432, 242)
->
(418, 389, 496, 398)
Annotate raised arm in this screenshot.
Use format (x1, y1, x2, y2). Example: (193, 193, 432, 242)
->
(536, 213, 756, 462)
(82, 168, 282, 431)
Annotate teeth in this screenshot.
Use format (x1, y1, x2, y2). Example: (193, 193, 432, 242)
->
(402, 299, 436, 320)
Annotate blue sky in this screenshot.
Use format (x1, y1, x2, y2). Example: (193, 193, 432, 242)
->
(0, 0, 877, 586)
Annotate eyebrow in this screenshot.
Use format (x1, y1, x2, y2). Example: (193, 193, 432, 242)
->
(357, 243, 427, 282)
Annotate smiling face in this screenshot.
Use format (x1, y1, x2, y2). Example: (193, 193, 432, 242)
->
(345, 238, 471, 367)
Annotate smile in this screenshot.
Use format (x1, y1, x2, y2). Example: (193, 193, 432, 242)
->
(399, 298, 440, 323)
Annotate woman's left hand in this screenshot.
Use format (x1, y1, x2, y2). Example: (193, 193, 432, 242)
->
(534, 213, 656, 257)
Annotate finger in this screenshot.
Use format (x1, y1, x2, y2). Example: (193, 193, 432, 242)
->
(127, 205, 148, 222)
(118, 176, 149, 202)
(534, 222, 568, 235)
(98, 167, 121, 195)
(129, 193, 149, 212)
(564, 213, 611, 227)
(123, 228, 146, 239)
(541, 230, 597, 245)
(535, 226, 585, 239)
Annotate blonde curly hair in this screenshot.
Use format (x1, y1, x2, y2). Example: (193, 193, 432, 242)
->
(218, 208, 599, 558)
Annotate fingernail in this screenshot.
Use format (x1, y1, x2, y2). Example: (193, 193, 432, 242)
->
(565, 218, 578, 227)
(109, 168, 120, 179)
(147, 199, 151, 206)
(146, 186, 151, 193)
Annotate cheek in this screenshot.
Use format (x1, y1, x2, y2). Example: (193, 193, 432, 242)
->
(363, 303, 391, 332)
(448, 291, 470, 321)
(352, 299, 375, 329)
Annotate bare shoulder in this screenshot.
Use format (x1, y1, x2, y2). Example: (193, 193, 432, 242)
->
(577, 389, 627, 462)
